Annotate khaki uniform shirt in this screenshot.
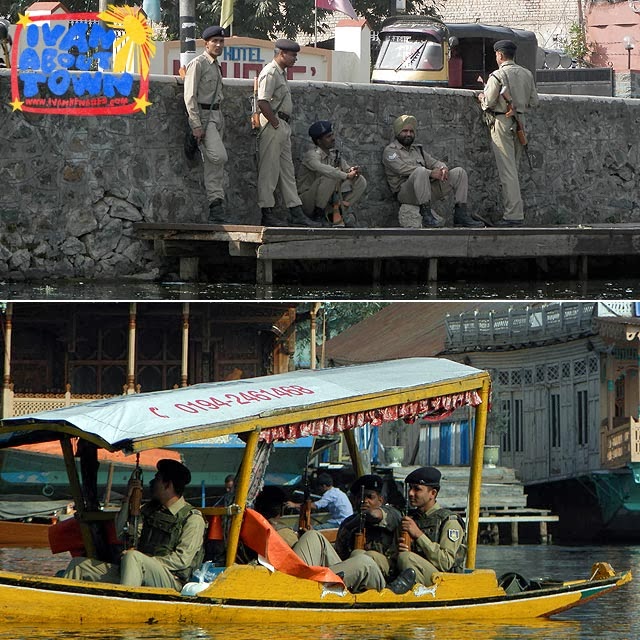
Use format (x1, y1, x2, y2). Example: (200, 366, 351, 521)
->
(270, 518, 299, 548)
(382, 138, 445, 194)
(297, 147, 350, 193)
(257, 59, 293, 123)
(184, 50, 224, 130)
(412, 502, 464, 573)
(481, 59, 539, 115)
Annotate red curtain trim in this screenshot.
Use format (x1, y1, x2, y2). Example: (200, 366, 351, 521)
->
(259, 390, 481, 443)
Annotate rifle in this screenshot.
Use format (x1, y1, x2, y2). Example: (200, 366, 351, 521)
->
(353, 484, 366, 551)
(250, 76, 260, 132)
(125, 454, 143, 549)
(298, 466, 312, 535)
(329, 148, 344, 227)
(399, 482, 412, 550)
(499, 86, 533, 170)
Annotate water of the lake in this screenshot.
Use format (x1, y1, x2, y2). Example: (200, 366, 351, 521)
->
(0, 544, 637, 639)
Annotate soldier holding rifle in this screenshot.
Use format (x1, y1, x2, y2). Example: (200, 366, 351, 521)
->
(387, 466, 466, 595)
(477, 39, 539, 227)
(334, 474, 401, 581)
(63, 459, 205, 591)
(297, 120, 367, 227)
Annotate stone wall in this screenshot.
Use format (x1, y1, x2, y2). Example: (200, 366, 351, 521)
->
(1, 70, 639, 281)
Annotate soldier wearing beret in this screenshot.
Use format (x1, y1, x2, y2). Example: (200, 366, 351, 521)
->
(478, 39, 539, 226)
(183, 26, 229, 224)
(333, 474, 401, 580)
(387, 466, 466, 595)
(64, 459, 206, 591)
(382, 115, 483, 229)
(297, 120, 367, 227)
(257, 39, 320, 227)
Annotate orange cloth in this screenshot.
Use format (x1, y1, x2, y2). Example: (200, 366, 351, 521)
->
(240, 509, 344, 585)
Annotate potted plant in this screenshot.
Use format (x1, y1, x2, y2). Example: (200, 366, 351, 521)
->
(483, 408, 509, 468)
(386, 420, 405, 467)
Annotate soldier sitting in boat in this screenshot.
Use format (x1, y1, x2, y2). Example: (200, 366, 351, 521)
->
(63, 459, 206, 592)
(386, 466, 466, 595)
(253, 484, 386, 592)
(333, 474, 401, 584)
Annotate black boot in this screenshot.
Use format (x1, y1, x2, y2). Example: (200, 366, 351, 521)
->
(261, 208, 287, 227)
(289, 205, 322, 227)
(387, 568, 417, 595)
(454, 203, 484, 228)
(419, 203, 445, 228)
(208, 199, 227, 224)
(313, 207, 332, 227)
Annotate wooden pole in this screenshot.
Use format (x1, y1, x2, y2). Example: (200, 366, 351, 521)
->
(466, 376, 491, 569)
(181, 302, 190, 387)
(2, 303, 12, 418)
(127, 303, 137, 394)
(225, 429, 260, 567)
(310, 302, 320, 370)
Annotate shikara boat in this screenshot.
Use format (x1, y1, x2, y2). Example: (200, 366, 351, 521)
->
(0, 358, 631, 626)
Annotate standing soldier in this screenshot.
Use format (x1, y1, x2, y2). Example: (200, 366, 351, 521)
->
(478, 40, 539, 226)
(297, 120, 367, 227)
(257, 39, 320, 227)
(184, 26, 228, 224)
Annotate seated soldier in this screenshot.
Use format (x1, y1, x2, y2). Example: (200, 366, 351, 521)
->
(387, 466, 466, 595)
(297, 120, 367, 227)
(63, 459, 206, 592)
(334, 474, 401, 582)
(256, 484, 384, 593)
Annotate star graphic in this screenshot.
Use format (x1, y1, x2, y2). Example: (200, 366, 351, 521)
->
(17, 13, 32, 26)
(133, 94, 152, 113)
(10, 97, 24, 111)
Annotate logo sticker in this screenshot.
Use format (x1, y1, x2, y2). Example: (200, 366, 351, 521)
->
(387, 152, 397, 160)
(447, 528, 460, 542)
(9, 6, 155, 116)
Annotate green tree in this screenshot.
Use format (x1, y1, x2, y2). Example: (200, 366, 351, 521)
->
(295, 302, 389, 368)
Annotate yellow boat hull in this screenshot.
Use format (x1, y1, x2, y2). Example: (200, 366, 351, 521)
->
(0, 564, 631, 626)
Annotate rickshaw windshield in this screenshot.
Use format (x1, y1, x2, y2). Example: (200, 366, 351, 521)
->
(376, 34, 444, 72)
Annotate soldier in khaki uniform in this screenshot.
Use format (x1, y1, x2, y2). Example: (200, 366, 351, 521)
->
(297, 120, 367, 227)
(63, 460, 206, 591)
(382, 115, 482, 228)
(478, 39, 539, 226)
(257, 39, 319, 227)
(184, 26, 228, 224)
(387, 466, 466, 594)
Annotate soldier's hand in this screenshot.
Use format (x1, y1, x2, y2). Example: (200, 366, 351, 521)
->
(477, 92, 485, 103)
(193, 127, 205, 142)
(400, 515, 421, 540)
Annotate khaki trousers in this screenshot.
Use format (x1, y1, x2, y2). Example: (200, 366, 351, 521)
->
(300, 175, 367, 216)
(397, 166, 468, 206)
(63, 551, 182, 591)
(396, 550, 439, 587)
(200, 107, 228, 204)
(490, 114, 524, 221)
(293, 530, 385, 592)
(257, 121, 302, 209)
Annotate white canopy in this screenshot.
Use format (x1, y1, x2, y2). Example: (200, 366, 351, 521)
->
(0, 358, 488, 453)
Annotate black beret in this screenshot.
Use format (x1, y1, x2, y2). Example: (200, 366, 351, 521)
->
(157, 459, 191, 486)
(275, 38, 300, 52)
(202, 26, 225, 40)
(350, 474, 384, 495)
(308, 120, 332, 140)
(405, 466, 441, 488)
(494, 39, 517, 55)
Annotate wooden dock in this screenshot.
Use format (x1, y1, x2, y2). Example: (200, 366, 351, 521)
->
(134, 222, 640, 285)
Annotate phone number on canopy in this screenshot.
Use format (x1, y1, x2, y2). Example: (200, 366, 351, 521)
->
(148, 384, 315, 417)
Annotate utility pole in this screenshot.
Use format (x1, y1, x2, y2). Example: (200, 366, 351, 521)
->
(179, 0, 196, 77)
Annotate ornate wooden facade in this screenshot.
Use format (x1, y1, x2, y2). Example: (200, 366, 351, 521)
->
(1, 303, 297, 418)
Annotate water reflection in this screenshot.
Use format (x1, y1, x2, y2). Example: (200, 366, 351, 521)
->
(2, 279, 640, 300)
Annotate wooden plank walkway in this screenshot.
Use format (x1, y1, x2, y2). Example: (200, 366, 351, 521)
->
(134, 222, 640, 285)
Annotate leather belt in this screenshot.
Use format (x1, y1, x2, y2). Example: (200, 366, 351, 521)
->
(277, 111, 290, 123)
(199, 103, 220, 110)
